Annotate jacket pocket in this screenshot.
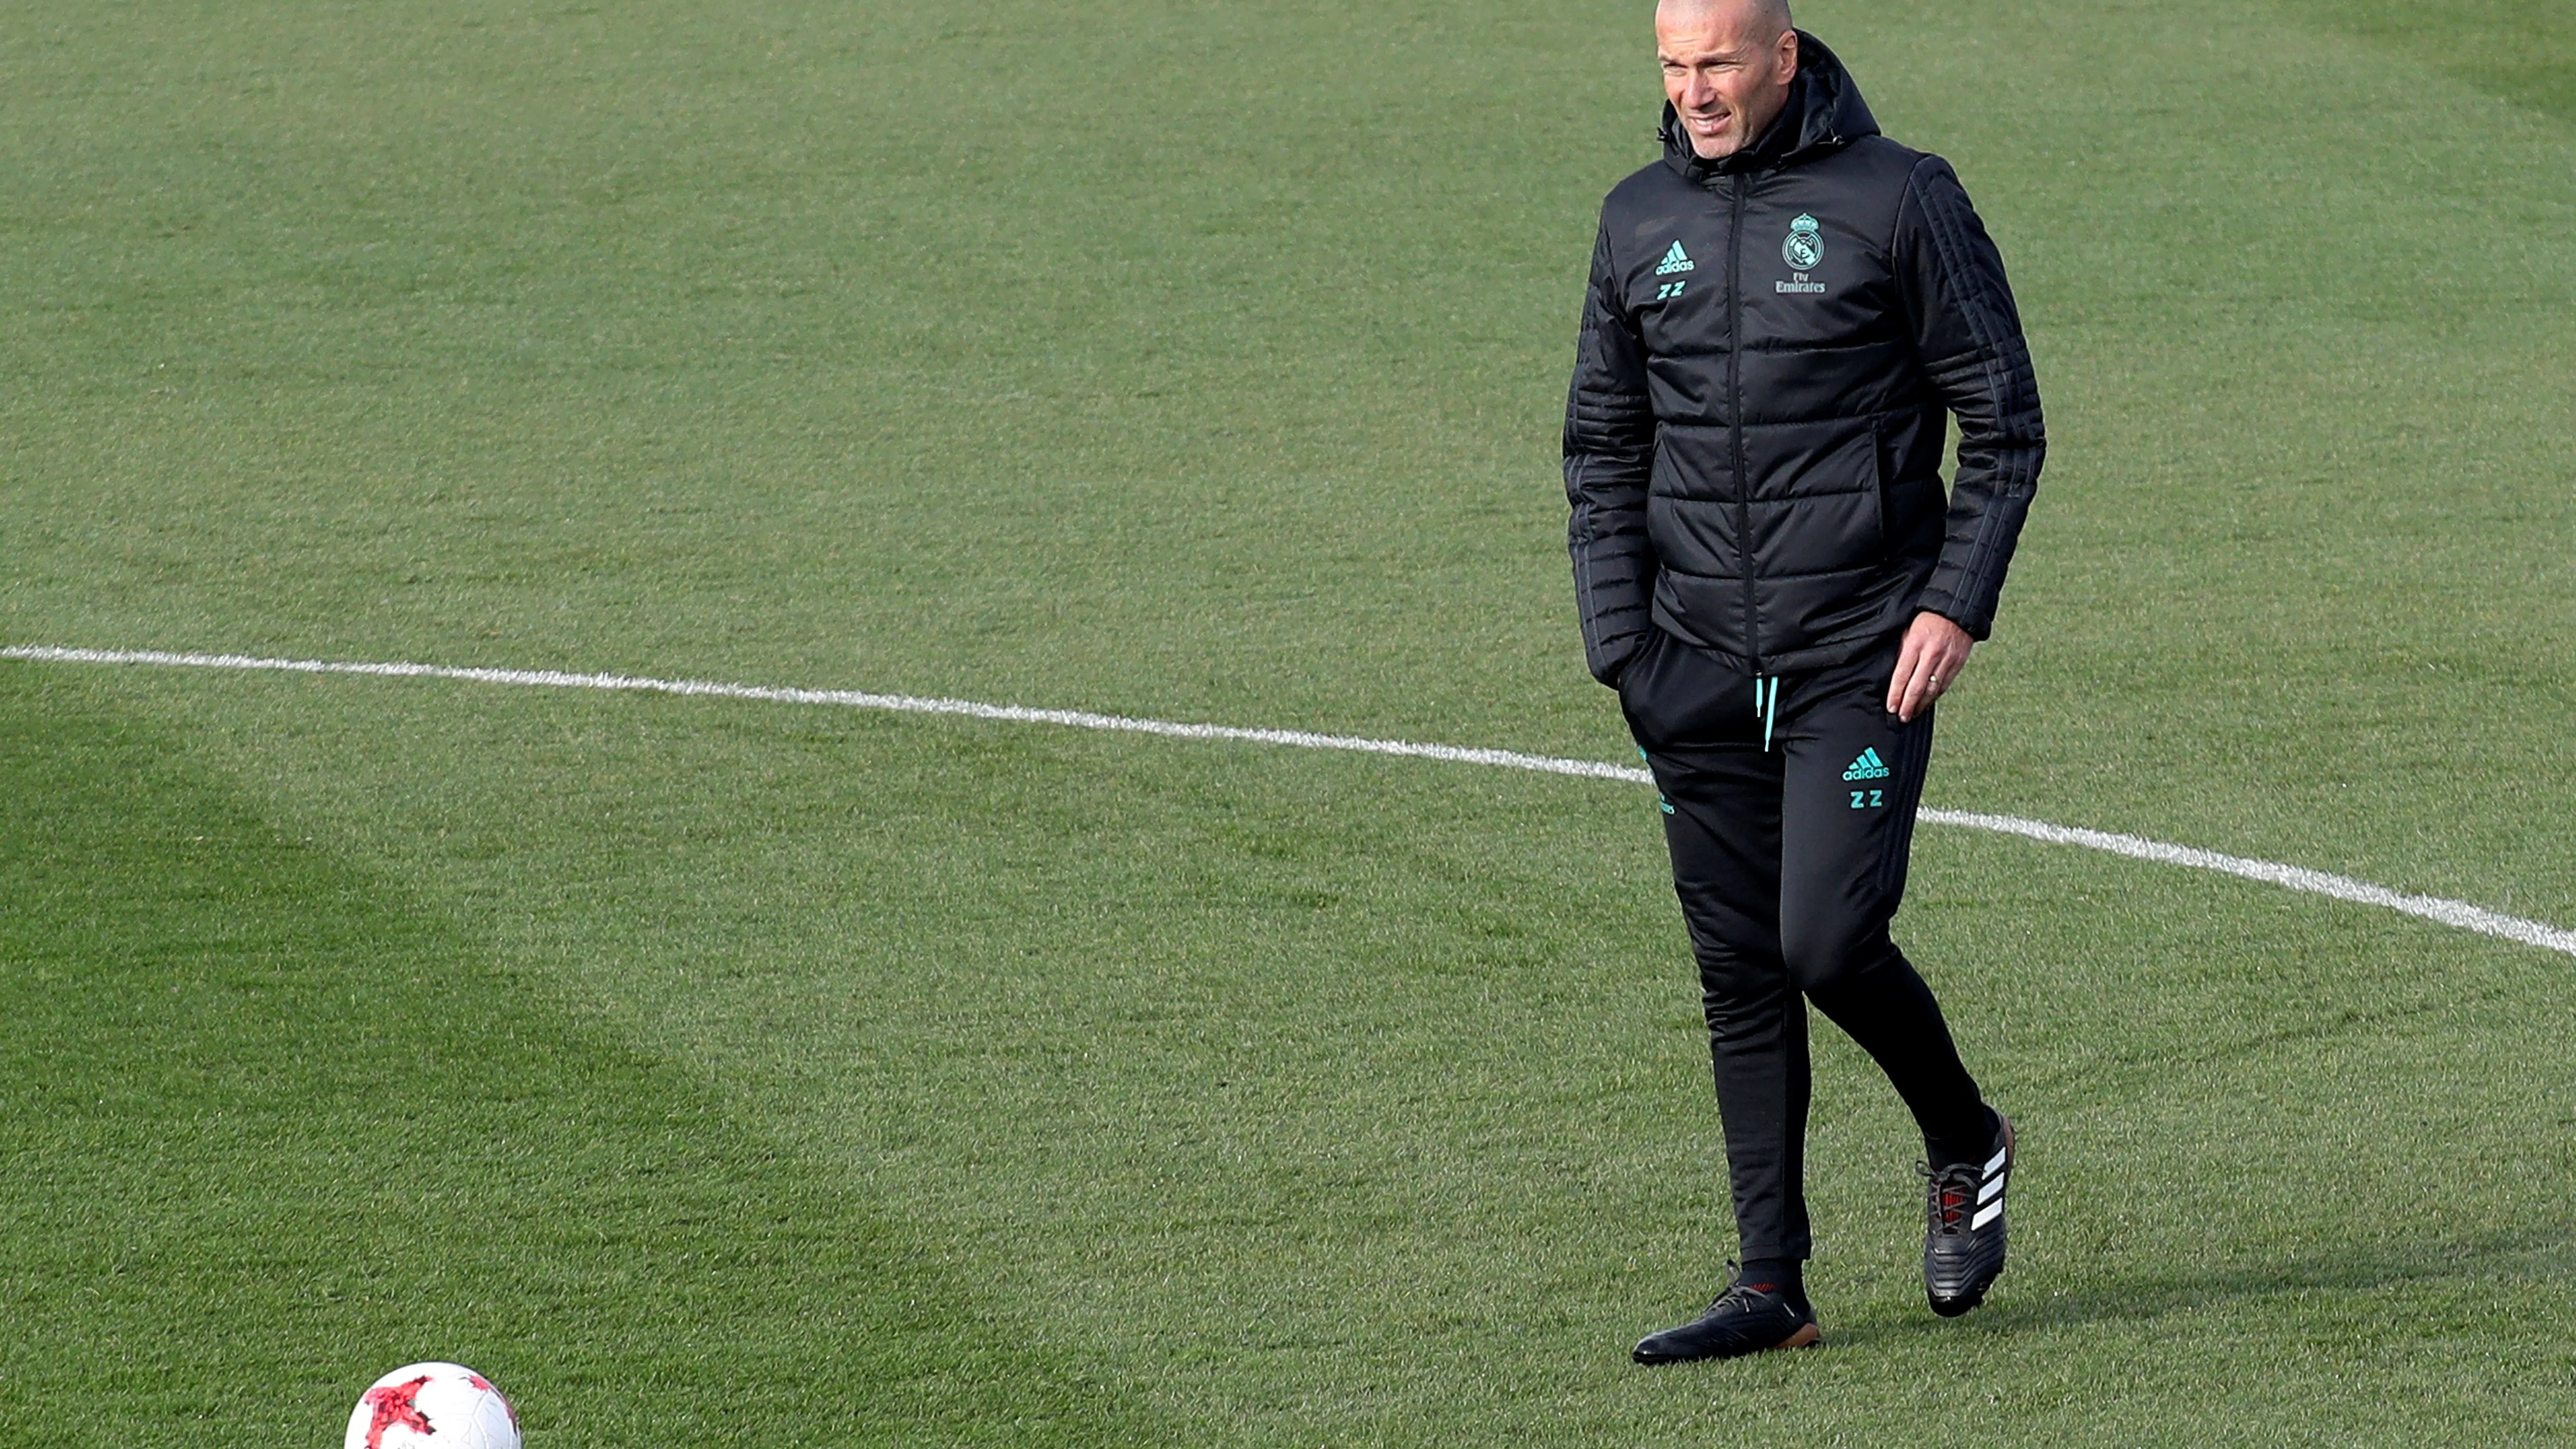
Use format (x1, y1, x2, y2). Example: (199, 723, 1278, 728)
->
(1614, 625, 1664, 700)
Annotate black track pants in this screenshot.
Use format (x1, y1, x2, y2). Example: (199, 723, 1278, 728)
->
(1619, 628, 1991, 1263)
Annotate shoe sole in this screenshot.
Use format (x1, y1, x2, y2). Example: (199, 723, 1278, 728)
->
(1631, 1321, 1822, 1365)
(1927, 1112, 2016, 1319)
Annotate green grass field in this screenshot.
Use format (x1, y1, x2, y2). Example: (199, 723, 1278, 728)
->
(5, 0, 2574, 1443)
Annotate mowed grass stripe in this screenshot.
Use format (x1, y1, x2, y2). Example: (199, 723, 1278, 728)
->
(0, 669, 1165, 1447)
(9, 644, 2572, 962)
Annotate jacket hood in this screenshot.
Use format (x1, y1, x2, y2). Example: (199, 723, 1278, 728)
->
(1660, 30, 1879, 177)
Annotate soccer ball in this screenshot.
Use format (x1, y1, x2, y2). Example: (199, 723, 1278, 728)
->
(343, 1362, 522, 1449)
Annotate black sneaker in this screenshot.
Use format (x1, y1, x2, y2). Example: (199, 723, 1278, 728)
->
(1922, 1111, 2015, 1317)
(1631, 1268, 1821, 1364)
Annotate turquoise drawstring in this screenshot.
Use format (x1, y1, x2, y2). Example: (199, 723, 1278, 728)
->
(1754, 675, 1780, 751)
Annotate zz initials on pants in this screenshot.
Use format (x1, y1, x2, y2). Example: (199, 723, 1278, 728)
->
(1849, 789, 1884, 810)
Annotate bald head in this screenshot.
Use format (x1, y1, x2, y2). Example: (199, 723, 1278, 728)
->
(1657, 0, 1792, 37)
(1655, 0, 1799, 160)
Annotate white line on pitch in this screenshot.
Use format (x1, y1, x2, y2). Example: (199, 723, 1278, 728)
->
(9, 642, 2573, 961)
(1913, 811, 2576, 958)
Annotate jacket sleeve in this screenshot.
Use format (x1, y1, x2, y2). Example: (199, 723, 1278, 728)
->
(1893, 156, 2045, 640)
(1563, 217, 1659, 686)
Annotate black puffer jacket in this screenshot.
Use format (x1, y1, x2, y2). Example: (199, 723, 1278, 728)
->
(1564, 32, 2044, 684)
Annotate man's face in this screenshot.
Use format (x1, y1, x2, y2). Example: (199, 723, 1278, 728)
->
(1656, 4, 1798, 160)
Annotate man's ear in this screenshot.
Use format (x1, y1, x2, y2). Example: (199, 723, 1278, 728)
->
(1779, 30, 1799, 81)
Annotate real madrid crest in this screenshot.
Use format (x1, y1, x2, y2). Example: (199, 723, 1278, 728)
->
(1782, 214, 1826, 271)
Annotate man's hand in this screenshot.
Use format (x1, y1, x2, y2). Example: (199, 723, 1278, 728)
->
(1886, 611, 1972, 723)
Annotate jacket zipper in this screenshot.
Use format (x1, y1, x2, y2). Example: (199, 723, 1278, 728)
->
(1728, 172, 1759, 678)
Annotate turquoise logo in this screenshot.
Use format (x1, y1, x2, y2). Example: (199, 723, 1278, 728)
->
(1654, 241, 1695, 276)
(1841, 748, 1890, 782)
(1782, 214, 1825, 270)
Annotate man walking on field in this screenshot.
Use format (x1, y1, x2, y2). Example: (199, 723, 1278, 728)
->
(1565, 0, 2044, 1361)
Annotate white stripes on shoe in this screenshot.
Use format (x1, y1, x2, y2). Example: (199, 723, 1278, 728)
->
(1968, 1141, 2010, 1229)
